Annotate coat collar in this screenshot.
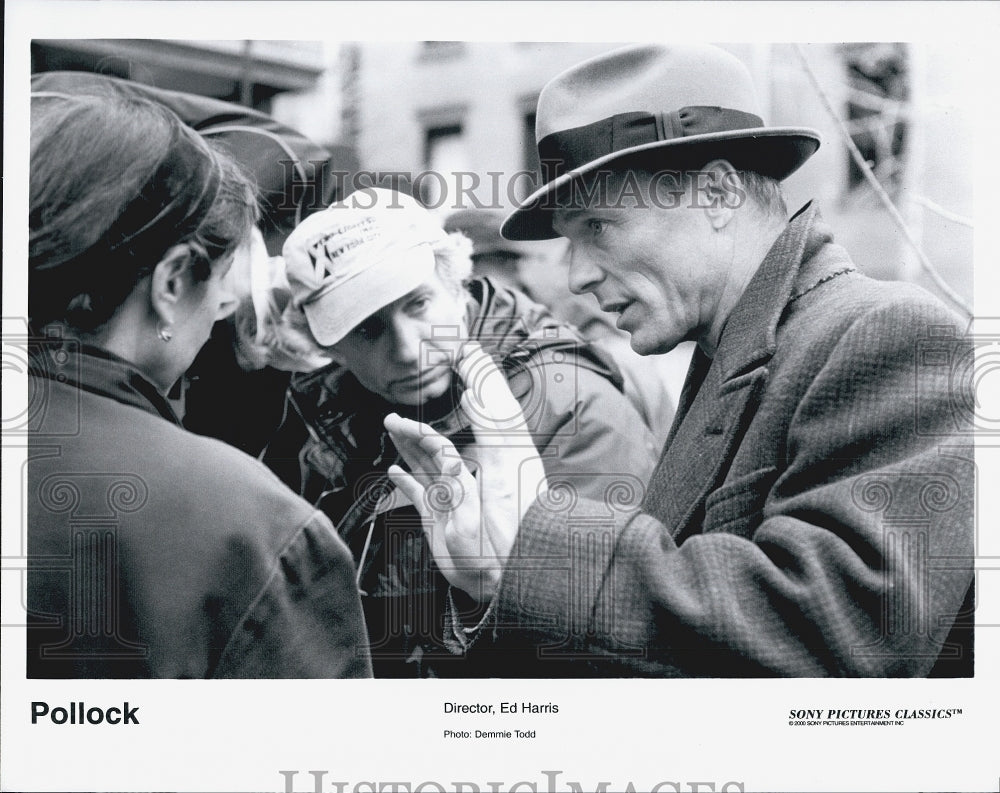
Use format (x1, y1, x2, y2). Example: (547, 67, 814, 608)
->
(29, 341, 182, 425)
(711, 202, 827, 382)
(643, 202, 850, 541)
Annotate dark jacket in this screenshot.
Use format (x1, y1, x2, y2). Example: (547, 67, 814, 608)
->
(494, 204, 975, 677)
(27, 344, 371, 678)
(264, 277, 658, 676)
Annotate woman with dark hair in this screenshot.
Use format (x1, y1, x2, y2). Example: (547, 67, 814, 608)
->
(26, 92, 371, 678)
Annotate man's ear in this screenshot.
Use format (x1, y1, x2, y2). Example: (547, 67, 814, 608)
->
(698, 159, 740, 231)
(149, 243, 196, 327)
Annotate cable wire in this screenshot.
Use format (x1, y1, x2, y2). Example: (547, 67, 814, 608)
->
(792, 44, 972, 318)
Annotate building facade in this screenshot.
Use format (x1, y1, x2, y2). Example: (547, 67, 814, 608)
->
(28, 39, 973, 307)
(348, 41, 972, 307)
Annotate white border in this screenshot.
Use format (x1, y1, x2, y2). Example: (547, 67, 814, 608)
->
(4, 3, 999, 792)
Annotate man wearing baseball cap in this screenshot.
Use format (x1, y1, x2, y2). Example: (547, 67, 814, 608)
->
(263, 187, 657, 677)
(386, 44, 974, 676)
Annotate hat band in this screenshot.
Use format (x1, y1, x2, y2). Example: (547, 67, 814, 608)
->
(536, 106, 764, 180)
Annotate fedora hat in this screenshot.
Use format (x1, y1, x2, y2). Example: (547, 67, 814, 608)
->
(502, 44, 821, 240)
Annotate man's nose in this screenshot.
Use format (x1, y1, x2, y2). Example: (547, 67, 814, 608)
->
(566, 246, 605, 295)
(388, 316, 423, 365)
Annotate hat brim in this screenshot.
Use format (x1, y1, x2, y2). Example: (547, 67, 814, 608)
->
(501, 127, 821, 241)
(301, 244, 437, 346)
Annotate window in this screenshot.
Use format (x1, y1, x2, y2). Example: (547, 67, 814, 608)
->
(419, 41, 466, 61)
(841, 43, 910, 196)
(518, 94, 542, 203)
(523, 111, 540, 178)
(421, 112, 470, 209)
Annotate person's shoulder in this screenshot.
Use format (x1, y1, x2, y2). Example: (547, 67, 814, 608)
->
(785, 219, 961, 325)
(772, 272, 969, 393)
(471, 277, 618, 384)
(40, 391, 329, 562)
(155, 418, 319, 523)
(787, 267, 964, 337)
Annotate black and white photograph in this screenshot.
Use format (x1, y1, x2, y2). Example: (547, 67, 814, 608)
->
(3, 2, 998, 791)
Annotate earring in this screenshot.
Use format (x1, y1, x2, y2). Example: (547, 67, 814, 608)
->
(157, 323, 173, 343)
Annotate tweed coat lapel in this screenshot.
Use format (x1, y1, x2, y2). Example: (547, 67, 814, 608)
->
(641, 204, 819, 541)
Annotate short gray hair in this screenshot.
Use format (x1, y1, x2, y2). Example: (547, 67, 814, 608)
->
(431, 231, 474, 295)
(735, 169, 787, 219)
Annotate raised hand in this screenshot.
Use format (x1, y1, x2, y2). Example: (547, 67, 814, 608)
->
(384, 342, 548, 600)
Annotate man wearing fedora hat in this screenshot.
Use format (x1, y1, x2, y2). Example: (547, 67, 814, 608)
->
(386, 44, 974, 676)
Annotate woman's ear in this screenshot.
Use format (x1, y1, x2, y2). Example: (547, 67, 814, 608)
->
(149, 243, 195, 327)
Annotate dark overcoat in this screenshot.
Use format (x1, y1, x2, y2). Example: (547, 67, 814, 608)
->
(494, 204, 975, 676)
(27, 345, 371, 678)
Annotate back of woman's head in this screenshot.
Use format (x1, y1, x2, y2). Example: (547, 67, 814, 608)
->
(29, 91, 258, 332)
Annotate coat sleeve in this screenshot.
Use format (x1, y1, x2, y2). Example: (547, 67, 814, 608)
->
(512, 345, 659, 505)
(495, 300, 974, 676)
(442, 344, 660, 648)
(212, 510, 372, 678)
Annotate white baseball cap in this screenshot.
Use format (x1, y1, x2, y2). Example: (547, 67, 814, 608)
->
(283, 188, 447, 346)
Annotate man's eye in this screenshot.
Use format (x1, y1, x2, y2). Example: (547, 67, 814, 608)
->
(587, 219, 606, 236)
(408, 296, 431, 313)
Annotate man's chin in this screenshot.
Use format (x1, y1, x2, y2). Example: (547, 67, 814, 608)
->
(386, 370, 452, 405)
(627, 332, 659, 356)
(628, 331, 680, 357)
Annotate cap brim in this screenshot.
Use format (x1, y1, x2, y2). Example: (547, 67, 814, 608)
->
(301, 244, 437, 346)
(501, 128, 821, 241)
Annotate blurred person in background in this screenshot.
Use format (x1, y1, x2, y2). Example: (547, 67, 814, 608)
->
(262, 187, 657, 677)
(443, 207, 534, 292)
(27, 91, 370, 678)
(445, 207, 687, 445)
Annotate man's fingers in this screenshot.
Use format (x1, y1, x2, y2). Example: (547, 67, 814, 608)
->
(387, 464, 454, 565)
(383, 412, 424, 445)
(455, 342, 530, 436)
(386, 464, 427, 517)
(384, 413, 441, 481)
(385, 412, 469, 486)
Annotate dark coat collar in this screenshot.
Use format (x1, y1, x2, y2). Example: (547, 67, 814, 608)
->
(712, 202, 831, 382)
(645, 203, 854, 540)
(30, 341, 181, 425)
